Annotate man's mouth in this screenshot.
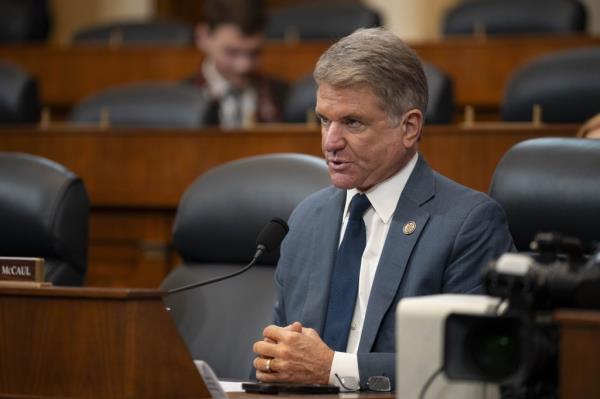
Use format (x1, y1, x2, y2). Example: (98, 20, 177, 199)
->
(327, 159, 350, 171)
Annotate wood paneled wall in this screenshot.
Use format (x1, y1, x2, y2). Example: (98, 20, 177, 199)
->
(0, 124, 577, 288)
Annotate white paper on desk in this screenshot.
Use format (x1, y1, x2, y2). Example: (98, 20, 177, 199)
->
(194, 360, 229, 399)
(218, 380, 245, 392)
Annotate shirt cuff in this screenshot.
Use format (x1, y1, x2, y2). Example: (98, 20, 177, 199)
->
(328, 351, 360, 389)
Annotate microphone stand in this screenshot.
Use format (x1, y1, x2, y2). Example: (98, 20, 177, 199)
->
(167, 246, 266, 295)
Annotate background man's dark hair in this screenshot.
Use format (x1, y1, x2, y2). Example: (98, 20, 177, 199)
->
(202, 0, 267, 35)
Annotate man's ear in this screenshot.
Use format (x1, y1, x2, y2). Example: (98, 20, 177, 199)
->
(401, 109, 424, 146)
(195, 23, 211, 52)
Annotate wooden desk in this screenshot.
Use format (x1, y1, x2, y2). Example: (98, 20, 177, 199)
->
(554, 310, 600, 399)
(0, 286, 209, 398)
(0, 35, 598, 111)
(0, 123, 576, 287)
(229, 393, 393, 399)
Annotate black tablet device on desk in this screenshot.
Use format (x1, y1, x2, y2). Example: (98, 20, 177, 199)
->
(242, 382, 340, 394)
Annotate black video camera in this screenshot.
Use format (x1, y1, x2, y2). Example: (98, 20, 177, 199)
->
(444, 233, 600, 399)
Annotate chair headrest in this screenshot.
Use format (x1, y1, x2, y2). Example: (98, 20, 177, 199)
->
(173, 153, 330, 264)
(0, 0, 51, 42)
(489, 138, 600, 253)
(283, 75, 317, 123)
(502, 48, 600, 123)
(423, 63, 454, 124)
(0, 152, 90, 269)
(73, 19, 193, 45)
(0, 61, 40, 123)
(266, 2, 380, 40)
(69, 83, 209, 128)
(444, 0, 586, 36)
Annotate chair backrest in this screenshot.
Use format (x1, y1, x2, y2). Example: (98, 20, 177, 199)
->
(0, 152, 90, 285)
(283, 63, 455, 124)
(161, 153, 330, 379)
(502, 47, 600, 123)
(72, 19, 193, 45)
(0, 61, 40, 123)
(266, 2, 380, 40)
(423, 63, 455, 124)
(0, 0, 51, 42)
(282, 74, 317, 123)
(489, 138, 600, 253)
(443, 0, 587, 36)
(69, 83, 209, 128)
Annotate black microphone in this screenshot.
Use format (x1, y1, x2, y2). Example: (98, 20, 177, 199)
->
(167, 217, 289, 295)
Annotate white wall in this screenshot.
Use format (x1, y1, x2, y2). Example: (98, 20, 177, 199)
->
(364, 0, 460, 41)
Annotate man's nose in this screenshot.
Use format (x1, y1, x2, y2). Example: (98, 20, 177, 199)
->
(323, 122, 345, 153)
(233, 55, 255, 75)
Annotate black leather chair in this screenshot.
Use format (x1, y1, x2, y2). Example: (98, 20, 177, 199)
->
(283, 63, 454, 124)
(266, 2, 380, 40)
(0, 61, 40, 124)
(161, 153, 330, 379)
(282, 74, 318, 123)
(502, 47, 600, 123)
(0, 0, 51, 42)
(489, 138, 600, 253)
(69, 83, 209, 128)
(72, 19, 193, 45)
(0, 152, 90, 285)
(423, 63, 455, 124)
(443, 0, 587, 36)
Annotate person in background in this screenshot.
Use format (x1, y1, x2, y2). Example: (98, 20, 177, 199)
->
(577, 113, 600, 139)
(252, 28, 514, 390)
(190, 0, 286, 128)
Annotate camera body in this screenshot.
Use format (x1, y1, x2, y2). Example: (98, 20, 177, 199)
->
(444, 233, 600, 399)
(395, 294, 502, 399)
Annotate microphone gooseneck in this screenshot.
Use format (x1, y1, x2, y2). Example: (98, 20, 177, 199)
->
(167, 217, 289, 295)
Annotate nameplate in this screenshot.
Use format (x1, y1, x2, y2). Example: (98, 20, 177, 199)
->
(0, 257, 44, 282)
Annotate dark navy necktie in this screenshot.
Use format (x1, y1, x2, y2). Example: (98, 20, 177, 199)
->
(323, 193, 371, 352)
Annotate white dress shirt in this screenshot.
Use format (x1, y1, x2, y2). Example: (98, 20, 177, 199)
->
(328, 153, 419, 387)
(202, 61, 257, 129)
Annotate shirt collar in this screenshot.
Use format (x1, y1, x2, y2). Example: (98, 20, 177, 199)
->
(343, 152, 419, 224)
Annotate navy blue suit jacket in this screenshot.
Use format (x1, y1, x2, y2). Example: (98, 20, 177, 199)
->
(273, 156, 514, 389)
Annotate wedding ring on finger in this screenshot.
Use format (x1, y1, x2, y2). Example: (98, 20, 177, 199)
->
(265, 358, 272, 373)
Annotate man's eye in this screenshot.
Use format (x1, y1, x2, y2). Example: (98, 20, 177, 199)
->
(345, 119, 362, 128)
(318, 116, 330, 125)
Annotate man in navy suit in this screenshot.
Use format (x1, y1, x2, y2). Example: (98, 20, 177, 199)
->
(252, 28, 514, 389)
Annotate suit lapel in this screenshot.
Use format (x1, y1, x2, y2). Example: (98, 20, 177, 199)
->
(359, 156, 436, 351)
(301, 189, 346, 333)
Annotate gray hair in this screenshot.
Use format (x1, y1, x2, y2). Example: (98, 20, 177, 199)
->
(313, 27, 428, 123)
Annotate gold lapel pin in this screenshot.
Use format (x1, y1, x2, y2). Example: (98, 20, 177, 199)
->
(403, 221, 417, 235)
